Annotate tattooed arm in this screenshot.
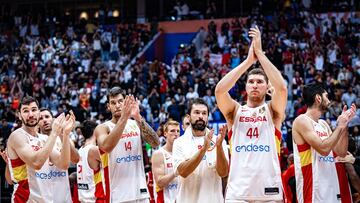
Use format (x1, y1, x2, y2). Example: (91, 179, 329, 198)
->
(137, 117, 160, 148)
(130, 96, 160, 148)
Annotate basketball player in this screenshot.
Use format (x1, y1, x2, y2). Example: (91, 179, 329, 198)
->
(6, 96, 74, 202)
(292, 83, 356, 203)
(38, 108, 80, 203)
(215, 26, 288, 202)
(95, 87, 160, 203)
(181, 115, 190, 131)
(77, 120, 106, 202)
(173, 98, 229, 202)
(151, 120, 180, 203)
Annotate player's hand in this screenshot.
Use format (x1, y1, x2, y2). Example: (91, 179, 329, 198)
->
(336, 151, 355, 164)
(52, 113, 66, 136)
(216, 125, 227, 148)
(246, 42, 257, 64)
(249, 25, 263, 54)
(0, 149, 8, 164)
(337, 103, 356, 128)
(119, 95, 132, 121)
(63, 111, 76, 136)
(130, 96, 142, 122)
(203, 129, 214, 151)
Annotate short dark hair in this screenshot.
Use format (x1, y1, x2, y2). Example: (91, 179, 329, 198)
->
(39, 107, 54, 117)
(19, 96, 39, 110)
(302, 83, 326, 107)
(247, 68, 269, 83)
(187, 98, 209, 115)
(107, 86, 125, 102)
(81, 120, 98, 140)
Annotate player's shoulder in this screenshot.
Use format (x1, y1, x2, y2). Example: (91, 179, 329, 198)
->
(8, 128, 26, 143)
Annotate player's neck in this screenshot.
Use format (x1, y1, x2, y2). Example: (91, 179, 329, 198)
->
(163, 143, 173, 153)
(22, 125, 38, 137)
(111, 116, 119, 124)
(305, 108, 322, 122)
(246, 99, 265, 108)
(192, 129, 206, 137)
(84, 137, 96, 146)
(40, 129, 51, 136)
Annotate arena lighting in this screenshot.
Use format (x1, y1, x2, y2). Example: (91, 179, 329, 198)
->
(113, 10, 120, 17)
(94, 11, 99, 18)
(65, 11, 70, 16)
(80, 12, 88, 20)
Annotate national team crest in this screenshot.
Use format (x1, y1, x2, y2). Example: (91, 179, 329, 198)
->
(259, 106, 265, 115)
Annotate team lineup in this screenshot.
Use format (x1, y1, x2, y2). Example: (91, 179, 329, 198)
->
(1, 26, 357, 203)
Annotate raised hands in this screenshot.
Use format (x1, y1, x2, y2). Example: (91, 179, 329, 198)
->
(249, 25, 263, 54)
(51, 113, 66, 136)
(216, 125, 227, 148)
(246, 42, 257, 64)
(203, 129, 215, 151)
(130, 97, 142, 122)
(62, 111, 76, 136)
(119, 95, 133, 122)
(337, 103, 357, 128)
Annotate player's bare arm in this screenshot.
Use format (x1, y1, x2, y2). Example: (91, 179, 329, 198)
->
(215, 125, 228, 177)
(7, 114, 65, 170)
(215, 43, 256, 126)
(293, 106, 355, 156)
(50, 112, 75, 170)
(152, 150, 176, 189)
(96, 96, 132, 153)
(249, 26, 287, 129)
(69, 140, 80, 164)
(130, 95, 160, 148)
(88, 146, 101, 171)
(177, 130, 214, 178)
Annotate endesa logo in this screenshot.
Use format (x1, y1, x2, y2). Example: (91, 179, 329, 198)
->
(167, 183, 178, 190)
(235, 144, 270, 152)
(35, 170, 67, 179)
(239, 116, 267, 123)
(319, 156, 335, 163)
(116, 155, 142, 163)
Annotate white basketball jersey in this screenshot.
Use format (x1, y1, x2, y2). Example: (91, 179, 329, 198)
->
(77, 144, 105, 203)
(102, 120, 149, 202)
(154, 148, 178, 203)
(226, 103, 283, 201)
(293, 116, 352, 203)
(9, 128, 53, 203)
(50, 137, 72, 203)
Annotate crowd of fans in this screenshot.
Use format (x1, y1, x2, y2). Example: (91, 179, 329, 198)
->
(0, 0, 359, 201)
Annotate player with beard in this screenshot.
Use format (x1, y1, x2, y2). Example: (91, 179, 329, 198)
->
(95, 87, 160, 203)
(6, 96, 74, 202)
(172, 98, 229, 202)
(292, 83, 356, 203)
(38, 108, 80, 203)
(216, 26, 287, 202)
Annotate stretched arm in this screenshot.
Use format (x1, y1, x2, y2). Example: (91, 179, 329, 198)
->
(250, 26, 287, 128)
(151, 150, 176, 189)
(215, 43, 256, 125)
